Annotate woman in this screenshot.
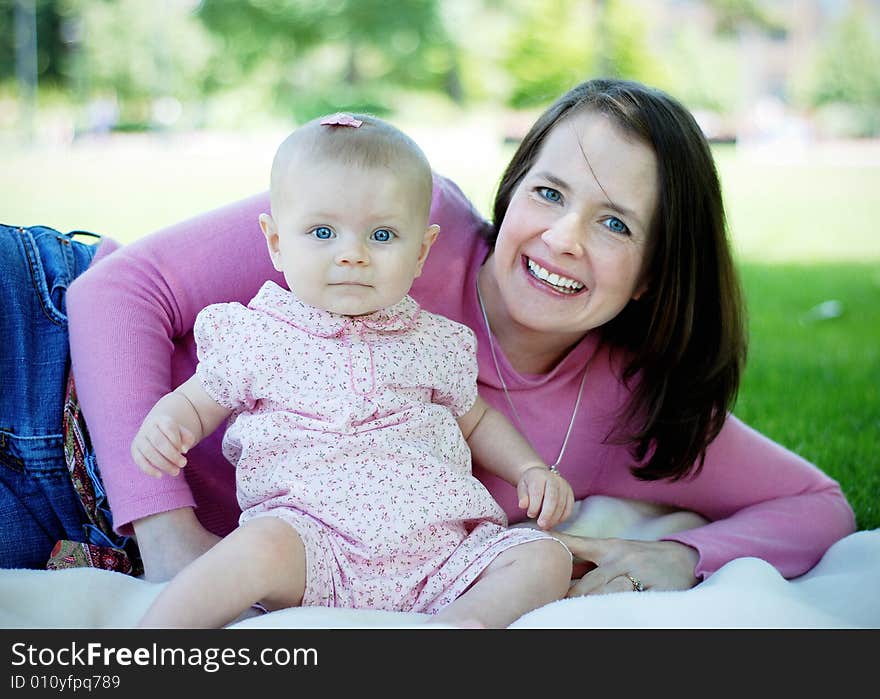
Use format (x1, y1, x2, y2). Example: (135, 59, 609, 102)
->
(35, 79, 857, 593)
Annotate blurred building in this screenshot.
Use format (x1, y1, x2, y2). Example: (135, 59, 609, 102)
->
(630, 0, 880, 140)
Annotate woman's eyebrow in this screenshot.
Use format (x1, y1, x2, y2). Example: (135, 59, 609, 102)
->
(605, 200, 643, 227)
(531, 171, 570, 191)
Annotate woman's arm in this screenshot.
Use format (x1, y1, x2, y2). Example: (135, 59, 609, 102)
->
(655, 414, 856, 579)
(588, 413, 856, 583)
(67, 192, 276, 578)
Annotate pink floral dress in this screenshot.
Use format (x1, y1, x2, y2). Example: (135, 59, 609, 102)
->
(194, 281, 552, 613)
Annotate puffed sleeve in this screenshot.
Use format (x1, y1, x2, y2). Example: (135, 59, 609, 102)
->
(193, 303, 258, 412)
(432, 321, 479, 417)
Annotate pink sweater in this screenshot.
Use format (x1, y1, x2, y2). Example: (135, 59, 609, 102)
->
(67, 175, 855, 579)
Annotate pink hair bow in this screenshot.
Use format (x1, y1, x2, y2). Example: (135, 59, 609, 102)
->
(320, 113, 363, 128)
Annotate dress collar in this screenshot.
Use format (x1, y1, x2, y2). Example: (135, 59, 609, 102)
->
(249, 280, 421, 338)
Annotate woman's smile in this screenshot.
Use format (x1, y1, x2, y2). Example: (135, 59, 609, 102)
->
(523, 256, 586, 295)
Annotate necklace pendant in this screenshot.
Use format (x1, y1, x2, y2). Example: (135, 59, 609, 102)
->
(476, 281, 592, 480)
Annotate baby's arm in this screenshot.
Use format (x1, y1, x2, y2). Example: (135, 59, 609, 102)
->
(457, 396, 574, 529)
(131, 376, 232, 479)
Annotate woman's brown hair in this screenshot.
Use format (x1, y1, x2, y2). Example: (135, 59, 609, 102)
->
(489, 78, 747, 481)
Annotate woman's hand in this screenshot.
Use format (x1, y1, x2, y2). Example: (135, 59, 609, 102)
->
(517, 466, 575, 530)
(552, 533, 701, 596)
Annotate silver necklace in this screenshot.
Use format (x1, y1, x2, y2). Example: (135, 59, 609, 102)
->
(476, 282, 591, 475)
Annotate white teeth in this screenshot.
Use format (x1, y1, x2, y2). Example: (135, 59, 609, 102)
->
(527, 259, 584, 293)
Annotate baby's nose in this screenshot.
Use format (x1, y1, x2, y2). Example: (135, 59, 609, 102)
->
(335, 241, 369, 266)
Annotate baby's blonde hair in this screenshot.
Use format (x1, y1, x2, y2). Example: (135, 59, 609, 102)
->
(270, 114, 434, 218)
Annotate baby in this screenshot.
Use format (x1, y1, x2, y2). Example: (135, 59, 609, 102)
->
(132, 113, 573, 628)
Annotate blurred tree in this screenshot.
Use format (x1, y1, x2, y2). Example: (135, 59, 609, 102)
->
(659, 25, 740, 115)
(706, 0, 787, 38)
(12, 0, 38, 143)
(502, 0, 660, 109)
(502, 0, 594, 108)
(196, 0, 457, 120)
(804, 5, 880, 135)
(192, 0, 318, 78)
(656, 0, 789, 131)
(0, 0, 68, 86)
(66, 0, 216, 127)
(595, 0, 665, 84)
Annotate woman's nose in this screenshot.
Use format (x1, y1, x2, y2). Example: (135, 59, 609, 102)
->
(541, 214, 585, 256)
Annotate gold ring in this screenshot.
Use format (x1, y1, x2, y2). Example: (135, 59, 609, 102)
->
(625, 573, 644, 592)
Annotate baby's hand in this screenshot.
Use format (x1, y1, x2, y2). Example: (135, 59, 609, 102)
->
(517, 466, 575, 530)
(131, 414, 196, 479)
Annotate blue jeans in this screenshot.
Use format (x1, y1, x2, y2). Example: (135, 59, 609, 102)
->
(0, 224, 100, 568)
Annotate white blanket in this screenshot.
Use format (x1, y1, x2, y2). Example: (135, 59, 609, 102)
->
(1, 496, 877, 629)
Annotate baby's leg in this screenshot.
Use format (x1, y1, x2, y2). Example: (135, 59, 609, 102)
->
(138, 516, 306, 628)
(432, 539, 571, 629)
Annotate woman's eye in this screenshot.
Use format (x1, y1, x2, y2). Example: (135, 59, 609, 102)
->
(311, 226, 334, 240)
(537, 187, 562, 203)
(371, 228, 395, 242)
(602, 216, 630, 236)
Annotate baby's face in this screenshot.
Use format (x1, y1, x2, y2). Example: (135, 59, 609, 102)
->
(262, 159, 437, 316)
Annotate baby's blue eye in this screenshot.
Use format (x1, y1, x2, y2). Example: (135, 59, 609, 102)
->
(371, 228, 395, 242)
(603, 216, 630, 236)
(537, 187, 562, 203)
(311, 226, 334, 240)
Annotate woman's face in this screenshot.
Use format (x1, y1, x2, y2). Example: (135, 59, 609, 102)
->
(487, 110, 658, 348)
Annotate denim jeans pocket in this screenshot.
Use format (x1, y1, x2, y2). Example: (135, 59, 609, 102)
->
(0, 429, 88, 567)
(19, 226, 95, 327)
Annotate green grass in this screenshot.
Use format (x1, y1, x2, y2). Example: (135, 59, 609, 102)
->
(735, 263, 880, 530)
(1, 128, 877, 531)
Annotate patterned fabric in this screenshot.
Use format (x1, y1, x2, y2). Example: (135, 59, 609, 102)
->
(195, 281, 553, 614)
(46, 539, 134, 573)
(52, 372, 142, 576)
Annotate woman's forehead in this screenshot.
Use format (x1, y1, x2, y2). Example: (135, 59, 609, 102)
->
(531, 111, 659, 221)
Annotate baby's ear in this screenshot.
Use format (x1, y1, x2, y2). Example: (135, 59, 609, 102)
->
(414, 224, 440, 277)
(259, 213, 284, 272)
